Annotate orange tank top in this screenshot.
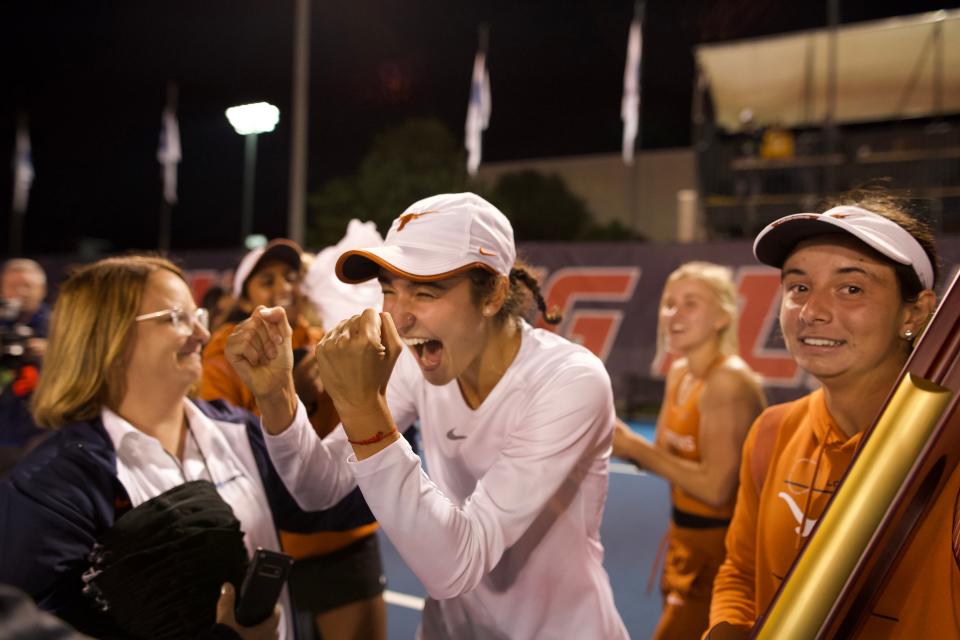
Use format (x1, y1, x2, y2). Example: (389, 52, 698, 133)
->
(662, 356, 735, 520)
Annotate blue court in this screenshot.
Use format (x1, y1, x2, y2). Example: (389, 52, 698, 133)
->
(379, 422, 669, 639)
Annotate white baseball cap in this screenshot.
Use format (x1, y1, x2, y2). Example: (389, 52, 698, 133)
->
(232, 238, 302, 299)
(336, 192, 516, 284)
(753, 205, 935, 290)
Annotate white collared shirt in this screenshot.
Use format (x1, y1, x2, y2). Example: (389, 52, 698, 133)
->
(102, 400, 291, 639)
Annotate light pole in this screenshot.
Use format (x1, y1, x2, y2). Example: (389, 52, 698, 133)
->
(225, 102, 279, 246)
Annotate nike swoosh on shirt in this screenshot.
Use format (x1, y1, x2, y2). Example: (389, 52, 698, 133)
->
(446, 429, 467, 441)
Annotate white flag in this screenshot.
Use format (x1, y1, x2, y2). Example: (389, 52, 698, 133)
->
(157, 107, 181, 204)
(465, 50, 491, 176)
(621, 17, 642, 165)
(12, 121, 34, 215)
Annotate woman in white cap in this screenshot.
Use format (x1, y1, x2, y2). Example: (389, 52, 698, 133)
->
(226, 192, 629, 639)
(200, 238, 338, 434)
(707, 192, 949, 639)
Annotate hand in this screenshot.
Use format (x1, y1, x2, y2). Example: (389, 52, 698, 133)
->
(215, 582, 280, 640)
(612, 420, 636, 460)
(314, 308, 403, 420)
(613, 420, 655, 471)
(225, 307, 293, 399)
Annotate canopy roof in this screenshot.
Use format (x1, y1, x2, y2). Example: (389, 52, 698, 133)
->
(696, 10, 960, 132)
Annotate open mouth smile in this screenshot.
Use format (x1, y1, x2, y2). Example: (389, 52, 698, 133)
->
(403, 336, 444, 370)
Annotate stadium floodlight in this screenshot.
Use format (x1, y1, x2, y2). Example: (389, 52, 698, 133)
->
(225, 102, 280, 136)
(225, 102, 279, 244)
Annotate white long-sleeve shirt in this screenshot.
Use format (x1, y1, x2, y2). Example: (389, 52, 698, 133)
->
(266, 321, 628, 639)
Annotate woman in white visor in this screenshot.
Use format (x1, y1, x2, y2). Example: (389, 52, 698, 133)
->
(708, 192, 950, 639)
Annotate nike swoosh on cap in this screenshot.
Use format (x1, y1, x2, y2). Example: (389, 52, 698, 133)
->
(446, 428, 467, 441)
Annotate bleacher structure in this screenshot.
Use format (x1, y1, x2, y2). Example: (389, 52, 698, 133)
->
(694, 10, 960, 238)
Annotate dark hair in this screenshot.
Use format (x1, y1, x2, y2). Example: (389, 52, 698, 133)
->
(822, 188, 941, 302)
(468, 261, 562, 325)
(201, 285, 226, 312)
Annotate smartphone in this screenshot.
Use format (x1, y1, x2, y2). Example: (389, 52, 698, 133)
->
(234, 548, 294, 627)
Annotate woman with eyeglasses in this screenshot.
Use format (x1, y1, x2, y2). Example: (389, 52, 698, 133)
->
(0, 256, 372, 639)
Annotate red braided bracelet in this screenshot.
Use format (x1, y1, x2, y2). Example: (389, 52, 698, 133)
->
(347, 427, 399, 446)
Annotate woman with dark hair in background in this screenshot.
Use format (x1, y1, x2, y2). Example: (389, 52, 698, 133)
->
(708, 193, 952, 638)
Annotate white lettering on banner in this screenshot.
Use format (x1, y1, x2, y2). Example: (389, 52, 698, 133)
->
(537, 267, 641, 362)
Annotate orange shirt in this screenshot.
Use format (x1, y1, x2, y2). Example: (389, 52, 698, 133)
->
(662, 359, 735, 520)
(199, 317, 378, 557)
(710, 389, 960, 637)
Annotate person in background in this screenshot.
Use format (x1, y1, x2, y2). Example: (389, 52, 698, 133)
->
(613, 261, 765, 640)
(0, 259, 50, 348)
(226, 193, 629, 639)
(707, 194, 951, 638)
(0, 259, 52, 473)
(199, 239, 386, 640)
(0, 255, 372, 639)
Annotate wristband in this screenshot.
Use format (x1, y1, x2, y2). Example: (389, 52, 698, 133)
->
(347, 427, 399, 445)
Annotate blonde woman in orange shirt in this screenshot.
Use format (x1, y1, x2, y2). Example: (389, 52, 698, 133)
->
(614, 261, 765, 640)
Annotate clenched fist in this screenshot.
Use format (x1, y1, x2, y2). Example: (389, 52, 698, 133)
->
(314, 308, 403, 422)
(225, 306, 300, 433)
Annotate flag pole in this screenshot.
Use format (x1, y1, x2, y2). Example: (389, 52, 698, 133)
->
(287, 0, 310, 246)
(465, 24, 491, 177)
(622, 1, 645, 233)
(158, 81, 179, 253)
(479, 23, 489, 56)
(9, 113, 33, 256)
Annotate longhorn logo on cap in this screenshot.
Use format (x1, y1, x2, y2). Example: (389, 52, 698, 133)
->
(397, 210, 438, 231)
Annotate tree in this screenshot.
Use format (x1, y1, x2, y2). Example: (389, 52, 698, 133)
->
(489, 170, 644, 241)
(307, 118, 467, 247)
(307, 118, 640, 246)
(488, 170, 591, 241)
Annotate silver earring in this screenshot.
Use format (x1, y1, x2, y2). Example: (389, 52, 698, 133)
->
(904, 329, 914, 340)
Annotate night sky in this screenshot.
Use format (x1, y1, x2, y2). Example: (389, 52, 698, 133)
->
(2, 0, 956, 254)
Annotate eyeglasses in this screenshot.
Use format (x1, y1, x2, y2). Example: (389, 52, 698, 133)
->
(135, 307, 210, 336)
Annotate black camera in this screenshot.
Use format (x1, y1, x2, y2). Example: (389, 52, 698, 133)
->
(0, 299, 36, 370)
